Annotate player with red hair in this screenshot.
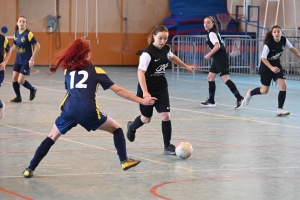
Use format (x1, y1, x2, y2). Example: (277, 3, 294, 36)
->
(23, 39, 157, 178)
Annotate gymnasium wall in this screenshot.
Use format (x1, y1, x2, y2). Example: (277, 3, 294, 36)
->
(0, 0, 170, 66)
(1, 0, 299, 66)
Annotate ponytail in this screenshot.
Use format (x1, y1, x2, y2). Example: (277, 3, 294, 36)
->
(147, 25, 168, 44)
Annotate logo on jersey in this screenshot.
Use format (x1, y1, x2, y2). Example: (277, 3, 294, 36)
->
(151, 63, 169, 76)
(21, 36, 25, 42)
(154, 59, 160, 62)
(269, 52, 283, 60)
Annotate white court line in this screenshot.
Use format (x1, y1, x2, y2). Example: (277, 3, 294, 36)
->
(1, 85, 300, 178)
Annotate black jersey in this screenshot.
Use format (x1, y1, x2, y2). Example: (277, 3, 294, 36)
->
(260, 36, 287, 71)
(206, 30, 228, 61)
(0, 34, 10, 62)
(138, 44, 170, 93)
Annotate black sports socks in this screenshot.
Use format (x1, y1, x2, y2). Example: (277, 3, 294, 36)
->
(278, 91, 286, 109)
(130, 115, 144, 131)
(208, 81, 216, 102)
(162, 120, 172, 148)
(225, 79, 243, 100)
(113, 128, 127, 162)
(28, 137, 54, 171)
(250, 87, 262, 96)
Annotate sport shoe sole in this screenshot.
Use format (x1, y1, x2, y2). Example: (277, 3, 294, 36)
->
(200, 103, 216, 107)
(10, 97, 22, 103)
(122, 159, 141, 171)
(30, 88, 37, 101)
(235, 97, 245, 110)
(244, 89, 252, 105)
(276, 112, 290, 116)
(23, 168, 33, 178)
(126, 121, 135, 142)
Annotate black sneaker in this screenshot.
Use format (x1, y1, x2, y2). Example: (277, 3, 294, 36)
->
(163, 144, 176, 155)
(200, 99, 216, 107)
(235, 97, 245, 110)
(23, 168, 33, 178)
(121, 158, 141, 171)
(126, 121, 136, 142)
(30, 88, 37, 101)
(10, 97, 22, 103)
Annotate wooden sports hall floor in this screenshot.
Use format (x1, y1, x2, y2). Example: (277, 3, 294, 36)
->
(1, 66, 300, 200)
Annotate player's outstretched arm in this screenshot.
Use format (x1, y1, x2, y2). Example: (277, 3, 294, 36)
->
(109, 84, 157, 106)
(169, 55, 195, 72)
(290, 47, 300, 59)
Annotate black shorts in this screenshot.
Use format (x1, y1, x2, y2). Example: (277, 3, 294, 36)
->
(259, 69, 285, 86)
(13, 63, 30, 75)
(137, 87, 170, 118)
(209, 59, 229, 76)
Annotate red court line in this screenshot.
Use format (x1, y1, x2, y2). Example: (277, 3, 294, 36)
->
(0, 187, 33, 200)
(150, 176, 300, 200)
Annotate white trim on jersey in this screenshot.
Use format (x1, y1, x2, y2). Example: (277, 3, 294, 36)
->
(261, 38, 294, 58)
(138, 52, 151, 72)
(138, 50, 174, 72)
(209, 32, 219, 45)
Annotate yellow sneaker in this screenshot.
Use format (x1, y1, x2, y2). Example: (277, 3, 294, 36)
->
(121, 158, 141, 171)
(23, 168, 33, 178)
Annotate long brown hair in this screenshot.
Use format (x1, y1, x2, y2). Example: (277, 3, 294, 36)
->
(147, 25, 168, 44)
(50, 39, 91, 73)
(15, 16, 27, 31)
(264, 25, 282, 44)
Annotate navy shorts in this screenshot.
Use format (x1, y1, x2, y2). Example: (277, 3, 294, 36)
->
(55, 112, 108, 134)
(209, 60, 229, 76)
(137, 87, 170, 118)
(0, 71, 4, 87)
(13, 63, 30, 75)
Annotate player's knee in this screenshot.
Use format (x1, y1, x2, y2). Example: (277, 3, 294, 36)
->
(141, 116, 151, 124)
(261, 88, 269, 94)
(160, 113, 170, 121)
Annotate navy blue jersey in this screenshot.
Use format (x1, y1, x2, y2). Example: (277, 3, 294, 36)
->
(138, 44, 170, 93)
(14, 29, 37, 64)
(60, 65, 114, 122)
(206, 30, 228, 61)
(0, 34, 11, 62)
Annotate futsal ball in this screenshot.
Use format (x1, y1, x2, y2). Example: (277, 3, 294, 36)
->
(175, 142, 193, 159)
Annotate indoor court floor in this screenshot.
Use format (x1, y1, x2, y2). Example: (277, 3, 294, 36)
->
(1, 66, 300, 200)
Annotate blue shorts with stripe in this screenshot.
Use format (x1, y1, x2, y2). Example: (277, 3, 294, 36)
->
(55, 112, 108, 134)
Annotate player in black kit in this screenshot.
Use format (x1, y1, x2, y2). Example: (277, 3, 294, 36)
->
(126, 25, 194, 155)
(201, 16, 244, 109)
(244, 25, 300, 116)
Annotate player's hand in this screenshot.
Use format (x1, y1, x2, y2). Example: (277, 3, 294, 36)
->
(204, 53, 211, 59)
(143, 92, 151, 98)
(271, 66, 280, 73)
(141, 96, 157, 106)
(187, 65, 195, 72)
(29, 60, 34, 68)
(0, 62, 6, 71)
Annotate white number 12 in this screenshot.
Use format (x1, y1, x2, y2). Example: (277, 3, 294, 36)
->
(69, 71, 88, 89)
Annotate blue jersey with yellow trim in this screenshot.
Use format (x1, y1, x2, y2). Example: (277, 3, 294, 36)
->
(0, 34, 11, 63)
(14, 29, 37, 64)
(60, 64, 114, 122)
